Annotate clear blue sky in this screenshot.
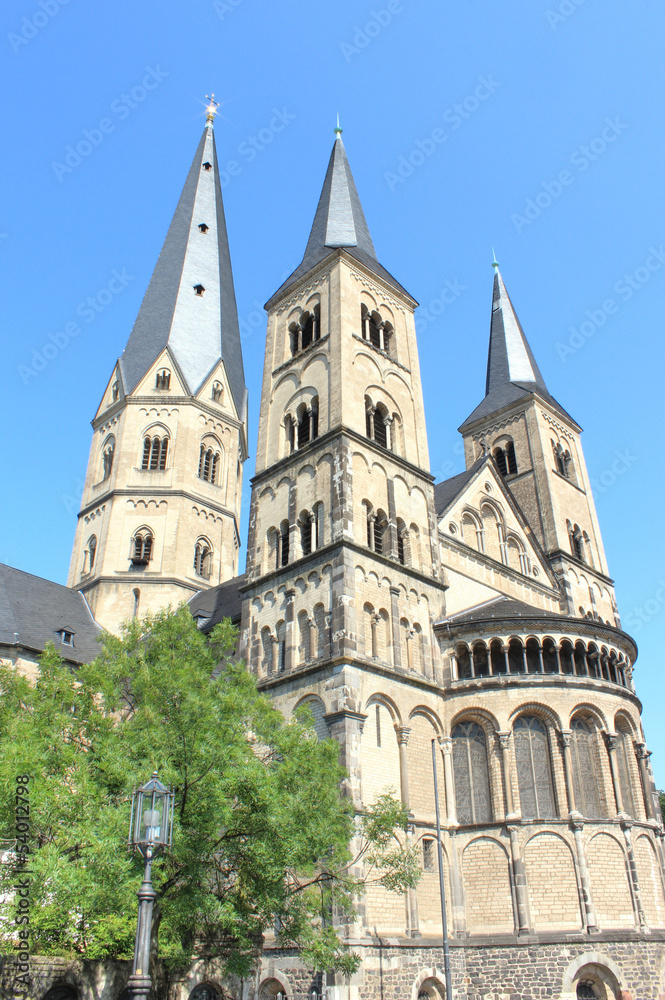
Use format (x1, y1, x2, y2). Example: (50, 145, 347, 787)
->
(2, 0, 664, 780)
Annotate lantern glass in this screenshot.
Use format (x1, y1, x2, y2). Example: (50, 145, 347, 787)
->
(129, 772, 174, 855)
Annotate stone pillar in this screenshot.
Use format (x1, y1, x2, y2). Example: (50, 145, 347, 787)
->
(497, 732, 517, 820)
(438, 736, 457, 826)
(604, 732, 625, 816)
(270, 634, 279, 675)
(324, 704, 367, 809)
(307, 616, 317, 661)
(635, 743, 659, 822)
(367, 513, 376, 551)
(395, 726, 412, 807)
(370, 613, 380, 659)
(559, 729, 577, 815)
(554, 642, 562, 673)
(622, 819, 648, 930)
(507, 825, 530, 935)
(405, 629, 414, 670)
(537, 642, 545, 674)
(502, 643, 510, 674)
(571, 819, 598, 933)
(384, 414, 392, 450)
(389, 586, 401, 668)
(386, 477, 398, 559)
(284, 589, 296, 673)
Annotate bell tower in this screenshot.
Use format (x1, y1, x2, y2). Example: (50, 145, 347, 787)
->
(459, 264, 619, 624)
(68, 103, 248, 633)
(240, 128, 447, 809)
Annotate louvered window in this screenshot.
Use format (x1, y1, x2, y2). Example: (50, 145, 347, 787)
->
(514, 716, 556, 819)
(452, 721, 491, 825)
(570, 719, 602, 818)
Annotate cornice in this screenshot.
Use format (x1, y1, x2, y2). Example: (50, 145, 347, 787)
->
(92, 396, 244, 433)
(250, 426, 434, 487)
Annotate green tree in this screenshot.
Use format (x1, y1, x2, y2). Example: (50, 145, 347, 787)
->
(659, 790, 665, 826)
(0, 606, 418, 977)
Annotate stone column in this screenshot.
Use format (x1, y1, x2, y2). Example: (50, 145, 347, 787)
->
(497, 732, 517, 820)
(405, 629, 414, 670)
(384, 414, 392, 450)
(270, 634, 279, 675)
(389, 586, 401, 668)
(307, 616, 317, 661)
(438, 736, 457, 826)
(324, 705, 367, 810)
(367, 513, 376, 551)
(604, 733, 625, 815)
(395, 726, 412, 807)
(554, 642, 562, 673)
(537, 642, 545, 674)
(507, 825, 530, 935)
(284, 589, 296, 673)
(370, 613, 380, 659)
(502, 643, 510, 674)
(559, 729, 577, 815)
(571, 819, 598, 933)
(634, 743, 659, 822)
(622, 819, 648, 930)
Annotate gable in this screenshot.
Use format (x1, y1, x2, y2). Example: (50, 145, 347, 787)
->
(437, 459, 556, 586)
(132, 348, 188, 397)
(195, 359, 239, 421)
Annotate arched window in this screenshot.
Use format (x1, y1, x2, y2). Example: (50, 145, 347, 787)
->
(111, 380, 120, 402)
(300, 511, 313, 556)
(86, 535, 97, 573)
(568, 522, 585, 561)
(198, 442, 221, 484)
(194, 539, 212, 578)
(211, 381, 223, 402)
(280, 520, 290, 567)
(142, 434, 168, 471)
(261, 626, 273, 675)
(367, 509, 387, 555)
(290, 306, 321, 355)
(296, 399, 318, 448)
(131, 530, 153, 566)
(373, 404, 388, 448)
(493, 439, 517, 476)
(101, 436, 115, 479)
(513, 716, 556, 819)
(155, 369, 170, 390)
(570, 718, 602, 818)
(452, 721, 491, 825)
(298, 610, 311, 663)
(397, 522, 407, 565)
(576, 982, 597, 999)
(616, 725, 636, 816)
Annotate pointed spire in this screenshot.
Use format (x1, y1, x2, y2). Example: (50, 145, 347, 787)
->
(267, 134, 413, 306)
(118, 122, 246, 417)
(460, 266, 576, 430)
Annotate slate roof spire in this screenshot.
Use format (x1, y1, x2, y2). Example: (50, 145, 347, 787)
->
(267, 131, 413, 305)
(460, 266, 577, 430)
(118, 115, 247, 418)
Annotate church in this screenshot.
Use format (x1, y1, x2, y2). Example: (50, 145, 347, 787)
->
(2, 101, 664, 1000)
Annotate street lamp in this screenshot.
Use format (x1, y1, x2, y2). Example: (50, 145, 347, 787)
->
(126, 771, 175, 1000)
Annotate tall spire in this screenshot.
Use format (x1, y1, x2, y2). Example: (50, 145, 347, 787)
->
(118, 118, 246, 417)
(460, 267, 576, 430)
(267, 133, 412, 305)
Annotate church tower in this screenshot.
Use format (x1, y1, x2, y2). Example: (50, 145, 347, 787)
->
(459, 267, 619, 626)
(68, 104, 247, 633)
(240, 127, 448, 799)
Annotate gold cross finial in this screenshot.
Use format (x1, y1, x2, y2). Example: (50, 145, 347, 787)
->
(205, 94, 219, 126)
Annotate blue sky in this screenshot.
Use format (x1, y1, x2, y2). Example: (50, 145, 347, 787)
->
(2, 0, 664, 781)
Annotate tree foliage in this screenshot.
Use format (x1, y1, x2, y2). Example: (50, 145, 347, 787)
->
(0, 607, 418, 976)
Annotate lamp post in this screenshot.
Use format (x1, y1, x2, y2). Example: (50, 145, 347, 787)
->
(126, 771, 175, 1000)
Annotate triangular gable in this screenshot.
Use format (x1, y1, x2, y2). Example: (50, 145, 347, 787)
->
(436, 455, 557, 586)
(94, 364, 124, 420)
(132, 347, 188, 397)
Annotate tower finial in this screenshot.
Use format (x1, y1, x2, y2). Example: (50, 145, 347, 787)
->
(205, 94, 219, 127)
(491, 248, 499, 273)
(334, 112, 343, 139)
